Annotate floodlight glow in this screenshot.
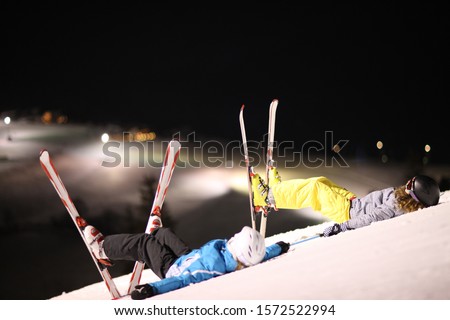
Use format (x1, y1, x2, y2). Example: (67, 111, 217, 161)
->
(101, 133, 110, 143)
(4, 117, 11, 125)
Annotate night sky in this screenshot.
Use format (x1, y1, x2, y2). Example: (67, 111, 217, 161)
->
(1, 3, 448, 161)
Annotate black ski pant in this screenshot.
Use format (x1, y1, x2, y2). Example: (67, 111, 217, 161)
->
(103, 227, 191, 279)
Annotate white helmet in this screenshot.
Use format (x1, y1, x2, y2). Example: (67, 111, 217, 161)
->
(227, 226, 265, 266)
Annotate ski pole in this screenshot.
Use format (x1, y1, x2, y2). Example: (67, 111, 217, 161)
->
(290, 234, 322, 247)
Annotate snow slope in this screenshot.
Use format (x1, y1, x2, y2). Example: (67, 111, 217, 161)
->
(51, 190, 450, 300)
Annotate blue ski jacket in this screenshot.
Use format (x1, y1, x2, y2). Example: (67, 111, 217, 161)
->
(148, 239, 283, 295)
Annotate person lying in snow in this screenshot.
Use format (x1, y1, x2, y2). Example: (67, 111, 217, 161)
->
(81, 222, 290, 300)
(251, 169, 441, 237)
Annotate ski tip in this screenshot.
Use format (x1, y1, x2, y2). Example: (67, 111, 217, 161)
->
(39, 149, 49, 159)
(169, 140, 181, 153)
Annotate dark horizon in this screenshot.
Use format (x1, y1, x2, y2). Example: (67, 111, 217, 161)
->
(1, 3, 449, 161)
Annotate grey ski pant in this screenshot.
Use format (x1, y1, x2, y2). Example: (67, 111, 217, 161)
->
(103, 227, 191, 279)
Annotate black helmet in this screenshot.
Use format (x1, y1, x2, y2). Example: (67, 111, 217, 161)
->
(405, 175, 440, 207)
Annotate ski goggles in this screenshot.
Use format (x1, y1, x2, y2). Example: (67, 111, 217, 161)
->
(405, 177, 420, 203)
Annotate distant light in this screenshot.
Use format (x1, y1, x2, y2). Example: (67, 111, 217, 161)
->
(332, 144, 341, 153)
(133, 131, 157, 141)
(101, 133, 110, 143)
(381, 154, 388, 163)
(376, 141, 383, 150)
(56, 115, 68, 124)
(424, 144, 431, 153)
(4, 117, 11, 125)
(41, 111, 52, 124)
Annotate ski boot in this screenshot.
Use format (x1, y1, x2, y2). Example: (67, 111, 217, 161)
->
(82, 224, 113, 267)
(251, 172, 270, 208)
(261, 167, 280, 210)
(268, 166, 282, 188)
(148, 206, 162, 233)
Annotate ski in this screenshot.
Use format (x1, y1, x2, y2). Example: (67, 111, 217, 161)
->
(127, 139, 181, 295)
(39, 150, 121, 299)
(260, 99, 278, 238)
(239, 105, 262, 230)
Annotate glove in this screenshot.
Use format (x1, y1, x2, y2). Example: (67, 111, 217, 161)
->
(131, 284, 154, 300)
(322, 223, 348, 237)
(276, 241, 290, 254)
